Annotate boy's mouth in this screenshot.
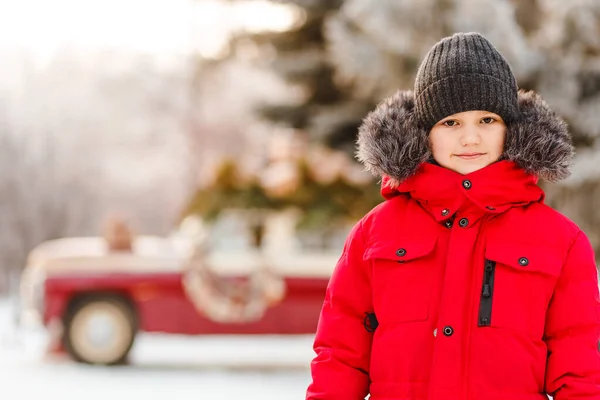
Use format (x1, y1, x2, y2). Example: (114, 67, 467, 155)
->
(455, 152, 486, 160)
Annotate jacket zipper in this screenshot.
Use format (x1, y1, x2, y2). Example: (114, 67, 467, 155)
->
(478, 259, 496, 327)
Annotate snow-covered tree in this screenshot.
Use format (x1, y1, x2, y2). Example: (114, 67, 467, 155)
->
(0, 49, 198, 289)
(0, 114, 100, 291)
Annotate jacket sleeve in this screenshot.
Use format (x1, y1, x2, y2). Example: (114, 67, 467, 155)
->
(545, 230, 600, 399)
(306, 219, 373, 400)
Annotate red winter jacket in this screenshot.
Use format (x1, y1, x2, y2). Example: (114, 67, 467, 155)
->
(306, 90, 600, 400)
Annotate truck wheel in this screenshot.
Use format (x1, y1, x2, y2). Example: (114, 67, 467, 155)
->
(63, 296, 137, 365)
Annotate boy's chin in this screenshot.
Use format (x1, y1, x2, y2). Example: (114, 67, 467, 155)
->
(450, 160, 493, 175)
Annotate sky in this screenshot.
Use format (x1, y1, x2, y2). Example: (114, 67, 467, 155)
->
(0, 0, 302, 65)
(0, 0, 304, 229)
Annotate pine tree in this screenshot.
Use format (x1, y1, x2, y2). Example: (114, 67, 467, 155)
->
(226, 0, 370, 154)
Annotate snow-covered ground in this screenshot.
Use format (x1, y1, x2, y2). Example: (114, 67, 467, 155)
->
(0, 298, 314, 400)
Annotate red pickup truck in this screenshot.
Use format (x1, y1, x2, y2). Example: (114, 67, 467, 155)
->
(19, 232, 337, 365)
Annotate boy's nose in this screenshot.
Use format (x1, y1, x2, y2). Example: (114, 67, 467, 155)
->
(460, 127, 482, 146)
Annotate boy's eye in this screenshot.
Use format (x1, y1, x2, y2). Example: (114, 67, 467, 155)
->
(482, 117, 495, 124)
(443, 120, 458, 127)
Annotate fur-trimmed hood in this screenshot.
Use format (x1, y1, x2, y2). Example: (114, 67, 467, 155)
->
(356, 90, 573, 187)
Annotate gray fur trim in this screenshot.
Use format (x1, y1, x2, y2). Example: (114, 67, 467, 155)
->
(503, 90, 573, 182)
(356, 91, 431, 188)
(356, 89, 573, 184)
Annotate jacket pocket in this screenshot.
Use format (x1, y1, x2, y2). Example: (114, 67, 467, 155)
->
(480, 241, 562, 336)
(365, 236, 438, 324)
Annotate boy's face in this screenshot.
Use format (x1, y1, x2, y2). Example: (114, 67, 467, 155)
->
(429, 110, 506, 175)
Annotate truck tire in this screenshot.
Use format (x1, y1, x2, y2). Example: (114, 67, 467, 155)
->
(63, 295, 137, 365)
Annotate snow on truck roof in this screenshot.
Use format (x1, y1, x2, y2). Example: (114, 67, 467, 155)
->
(28, 235, 191, 261)
(25, 236, 338, 278)
(24, 236, 193, 274)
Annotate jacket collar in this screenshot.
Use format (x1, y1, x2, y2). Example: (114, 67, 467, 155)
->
(381, 160, 544, 222)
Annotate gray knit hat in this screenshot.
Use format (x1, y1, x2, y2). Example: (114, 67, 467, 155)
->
(414, 32, 519, 129)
